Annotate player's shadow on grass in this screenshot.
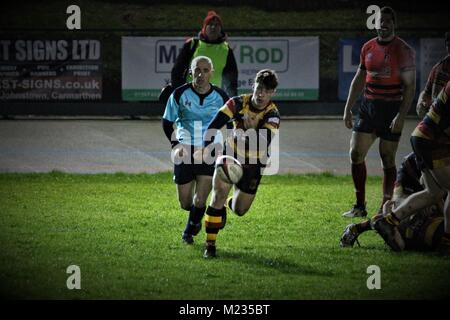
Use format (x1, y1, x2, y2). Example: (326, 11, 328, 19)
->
(217, 250, 335, 277)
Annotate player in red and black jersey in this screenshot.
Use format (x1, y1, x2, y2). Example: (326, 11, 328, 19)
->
(342, 6, 416, 218)
(374, 80, 450, 254)
(195, 69, 280, 258)
(416, 32, 450, 118)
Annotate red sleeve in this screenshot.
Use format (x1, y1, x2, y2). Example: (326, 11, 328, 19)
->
(436, 81, 450, 106)
(219, 97, 238, 119)
(445, 81, 450, 99)
(424, 65, 437, 96)
(430, 81, 450, 117)
(359, 44, 367, 70)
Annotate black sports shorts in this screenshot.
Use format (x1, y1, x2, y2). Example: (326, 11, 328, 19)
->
(353, 98, 402, 142)
(235, 164, 263, 195)
(173, 145, 214, 185)
(174, 162, 214, 185)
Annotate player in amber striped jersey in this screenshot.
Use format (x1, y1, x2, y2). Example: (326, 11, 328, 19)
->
(340, 152, 445, 251)
(374, 81, 450, 254)
(416, 32, 450, 118)
(196, 69, 280, 258)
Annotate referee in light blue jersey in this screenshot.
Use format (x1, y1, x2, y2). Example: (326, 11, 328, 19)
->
(162, 56, 229, 245)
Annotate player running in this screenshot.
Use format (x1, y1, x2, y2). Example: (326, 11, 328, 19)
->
(342, 6, 416, 218)
(195, 69, 280, 258)
(162, 56, 229, 245)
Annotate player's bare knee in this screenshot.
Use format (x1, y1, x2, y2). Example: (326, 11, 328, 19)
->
(193, 194, 207, 208)
(350, 149, 364, 163)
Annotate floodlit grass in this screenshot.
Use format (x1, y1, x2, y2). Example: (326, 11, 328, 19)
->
(0, 172, 449, 299)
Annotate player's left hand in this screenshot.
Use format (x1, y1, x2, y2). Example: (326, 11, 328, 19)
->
(390, 115, 404, 134)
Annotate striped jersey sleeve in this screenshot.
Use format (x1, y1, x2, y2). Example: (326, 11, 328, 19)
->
(219, 96, 242, 119)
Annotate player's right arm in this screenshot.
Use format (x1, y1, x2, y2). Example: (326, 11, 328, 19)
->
(416, 90, 432, 118)
(416, 66, 435, 118)
(203, 97, 237, 147)
(343, 67, 366, 129)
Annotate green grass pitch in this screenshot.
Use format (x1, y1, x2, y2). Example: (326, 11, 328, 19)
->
(1, 172, 449, 299)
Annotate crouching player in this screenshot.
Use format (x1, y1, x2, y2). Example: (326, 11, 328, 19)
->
(340, 152, 445, 250)
(340, 152, 421, 246)
(373, 80, 450, 254)
(195, 69, 280, 258)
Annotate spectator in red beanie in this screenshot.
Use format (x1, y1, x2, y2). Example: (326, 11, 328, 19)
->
(169, 10, 238, 99)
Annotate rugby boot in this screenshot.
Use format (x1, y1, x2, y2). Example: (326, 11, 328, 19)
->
(182, 232, 194, 245)
(342, 203, 368, 218)
(203, 243, 217, 258)
(340, 223, 361, 247)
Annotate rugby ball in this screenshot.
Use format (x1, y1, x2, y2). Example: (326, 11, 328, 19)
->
(215, 155, 243, 184)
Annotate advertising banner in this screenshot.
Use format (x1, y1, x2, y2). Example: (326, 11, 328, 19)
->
(0, 39, 102, 101)
(122, 36, 319, 101)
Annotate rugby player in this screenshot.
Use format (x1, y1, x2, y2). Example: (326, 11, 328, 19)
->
(342, 6, 416, 218)
(416, 32, 450, 118)
(374, 80, 450, 254)
(162, 56, 229, 245)
(340, 152, 445, 251)
(195, 69, 280, 258)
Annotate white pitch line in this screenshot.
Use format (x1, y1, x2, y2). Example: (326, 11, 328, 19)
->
(280, 152, 322, 172)
(89, 128, 171, 170)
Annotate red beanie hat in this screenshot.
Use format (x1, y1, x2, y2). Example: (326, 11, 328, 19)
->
(201, 11, 223, 34)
